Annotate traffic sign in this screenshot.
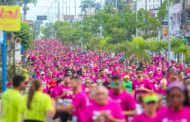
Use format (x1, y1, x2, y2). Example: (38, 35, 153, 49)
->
(37, 16, 47, 20)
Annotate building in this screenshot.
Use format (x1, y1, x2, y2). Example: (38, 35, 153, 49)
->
(126, 0, 163, 11)
(181, 0, 190, 39)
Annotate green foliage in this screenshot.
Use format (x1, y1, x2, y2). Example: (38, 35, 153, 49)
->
(40, 4, 190, 63)
(32, 20, 41, 39)
(157, 0, 175, 21)
(105, 0, 126, 10)
(80, 0, 101, 14)
(137, 9, 161, 39)
(22, 0, 37, 20)
(14, 22, 33, 50)
(41, 23, 55, 39)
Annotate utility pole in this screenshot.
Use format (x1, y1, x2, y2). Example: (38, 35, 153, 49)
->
(168, 0, 171, 66)
(62, 0, 64, 21)
(80, 0, 83, 49)
(66, 0, 68, 16)
(69, 0, 71, 16)
(135, 0, 138, 37)
(116, 0, 118, 10)
(75, 0, 77, 19)
(145, 0, 148, 36)
(58, 0, 60, 21)
(100, 0, 103, 37)
(145, 0, 147, 11)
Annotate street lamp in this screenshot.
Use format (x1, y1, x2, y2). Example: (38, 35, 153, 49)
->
(135, 0, 138, 37)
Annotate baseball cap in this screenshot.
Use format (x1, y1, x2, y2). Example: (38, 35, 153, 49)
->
(124, 75, 129, 79)
(40, 71, 45, 75)
(157, 67, 161, 70)
(149, 71, 154, 74)
(168, 81, 185, 93)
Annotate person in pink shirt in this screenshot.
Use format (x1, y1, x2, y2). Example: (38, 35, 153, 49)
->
(132, 92, 159, 122)
(53, 76, 73, 122)
(86, 86, 125, 122)
(133, 69, 154, 99)
(56, 76, 73, 100)
(154, 68, 162, 84)
(109, 76, 136, 122)
(156, 82, 190, 122)
(56, 76, 89, 122)
(39, 71, 48, 83)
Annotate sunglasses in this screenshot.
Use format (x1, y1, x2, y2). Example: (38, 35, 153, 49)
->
(110, 82, 121, 87)
(146, 101, 157, 104)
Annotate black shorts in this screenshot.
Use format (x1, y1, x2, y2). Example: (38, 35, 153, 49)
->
(24, 120, 43, 122)
(53, 111, 72, 122)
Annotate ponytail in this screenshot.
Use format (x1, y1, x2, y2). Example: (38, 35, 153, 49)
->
(27, 79, 42, 109)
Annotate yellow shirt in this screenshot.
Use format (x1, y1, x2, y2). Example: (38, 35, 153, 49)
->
(23, 91, 53, 121)
(1, 89, 24, 122)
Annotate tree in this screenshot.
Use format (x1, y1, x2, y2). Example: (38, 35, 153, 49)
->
(137, 9, 161, 39)
(54, 21, 81, 44)
(105, 0, 126, 10)
(41, 23, 55, 39)
(32, 20, 41, 39)
(14, 22, 33, 50)
(126, 37, 151, 62)
(80, 0, 98, 15)
(157, 0, 175, 21)
(22, 0, 37, 20)
(119, 7, 136, 40)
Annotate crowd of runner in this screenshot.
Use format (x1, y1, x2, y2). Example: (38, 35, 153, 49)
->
(2, 39, 190, 122)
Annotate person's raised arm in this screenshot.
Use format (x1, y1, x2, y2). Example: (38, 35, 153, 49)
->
(123, 110, 136, 116)
(101, 111, 125, 122)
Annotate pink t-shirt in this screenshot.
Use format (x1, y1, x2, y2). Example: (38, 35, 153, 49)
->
(156, 107, 190, 122)
(50, 85, 63, 98)
(85, 101, 124, 122)
(133, 79, 155, 98)
(109, 90, 136, 122)
(132, 113, 157, 122)
(62, 85, 73, 99)
(72, 91, 90, 122)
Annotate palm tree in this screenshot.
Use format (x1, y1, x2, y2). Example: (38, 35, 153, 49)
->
(105, 0, 126, 10)
(22, 0, 37, 21)
(80, 0, 97, 15)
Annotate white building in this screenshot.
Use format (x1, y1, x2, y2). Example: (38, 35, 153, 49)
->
(131, 0, 164, 11)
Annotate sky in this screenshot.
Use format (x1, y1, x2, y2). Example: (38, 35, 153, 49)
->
(26, 0, 104, 23)
(27, 0, 83, 22)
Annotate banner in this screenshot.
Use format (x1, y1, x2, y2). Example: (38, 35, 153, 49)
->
(0, 6, 21, 32)
(169, 3, 182, 36)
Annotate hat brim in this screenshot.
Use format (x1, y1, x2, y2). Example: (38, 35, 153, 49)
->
(143, 96, 159, 103)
